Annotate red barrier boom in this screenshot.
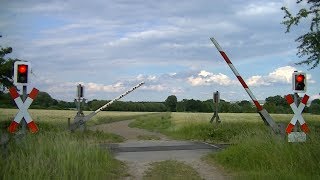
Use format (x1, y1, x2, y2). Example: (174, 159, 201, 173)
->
(210, 37, 280, 133)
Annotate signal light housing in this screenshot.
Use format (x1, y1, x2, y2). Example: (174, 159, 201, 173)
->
(14, 61, 31, 85)
(292, 72, 306, 93)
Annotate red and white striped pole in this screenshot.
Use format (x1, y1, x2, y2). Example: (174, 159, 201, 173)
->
(210, 37, 279, 133)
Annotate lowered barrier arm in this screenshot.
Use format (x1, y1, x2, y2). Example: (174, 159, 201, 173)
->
(70, 82, 145, 131)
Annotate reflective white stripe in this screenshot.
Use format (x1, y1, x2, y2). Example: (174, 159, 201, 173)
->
(228, 64, 240, 76)
(244, 88, 257, 101)
(210, 37, 223, 51)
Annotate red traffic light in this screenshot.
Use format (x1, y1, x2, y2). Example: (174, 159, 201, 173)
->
(18, 65, 28, 74)
(296, 74, 305, 82)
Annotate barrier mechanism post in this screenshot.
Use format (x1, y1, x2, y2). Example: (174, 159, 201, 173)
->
(210, 91, 221, 123)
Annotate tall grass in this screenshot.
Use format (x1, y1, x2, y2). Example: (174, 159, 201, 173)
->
(207, 131, 320, 178)
(0, 109, 129, 179)
(0, 132, 127, 179)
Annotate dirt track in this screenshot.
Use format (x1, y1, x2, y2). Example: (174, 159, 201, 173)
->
(90, 119, 168, 140)
(90, 120, 229, 180)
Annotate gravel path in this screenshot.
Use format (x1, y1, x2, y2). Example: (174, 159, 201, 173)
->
(90, 120, 229, 180)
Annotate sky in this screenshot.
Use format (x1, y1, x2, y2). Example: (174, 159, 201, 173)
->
(0, 0, 319, 103)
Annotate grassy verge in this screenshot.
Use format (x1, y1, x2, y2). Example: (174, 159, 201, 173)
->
(206, 131, 320, 179)
(143, 160, 202, 180)
(0, 109, 129, 179)
(129, 112, 320, 178)
(0, 131, 128, 179)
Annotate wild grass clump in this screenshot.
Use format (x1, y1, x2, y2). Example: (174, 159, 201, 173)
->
(0, 131, 127, 179)
(206, 130, 320, 178)
(166, 121, 269, 143)
(143, 160, 202, 180)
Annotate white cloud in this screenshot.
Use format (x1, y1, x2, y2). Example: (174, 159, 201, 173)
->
(136, 74, 157, 82)
(188, 70, 237, 86)
(247, 66, 316, 87)
(237, 2, 281, 16)
(198, 70, 211, 77)
(268, 66, 296, 83)
(80, 82, 125, 93)
(142, 84, 167, 91)
(247, 75, 271, 86)
(247, 66, 296, 86)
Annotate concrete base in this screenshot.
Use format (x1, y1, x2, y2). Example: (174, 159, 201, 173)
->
(288, 132, 306, 142)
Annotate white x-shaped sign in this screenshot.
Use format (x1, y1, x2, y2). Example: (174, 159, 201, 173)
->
(13, 95, 34, 124)
(8, 87, 39, 133)
(286, 94, 309, 134)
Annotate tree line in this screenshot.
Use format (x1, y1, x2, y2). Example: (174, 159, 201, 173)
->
(0, 91, 319, 114)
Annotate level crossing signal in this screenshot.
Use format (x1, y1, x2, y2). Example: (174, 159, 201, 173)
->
(14, 61, 31, 85)
(292, 72, 306, 93)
